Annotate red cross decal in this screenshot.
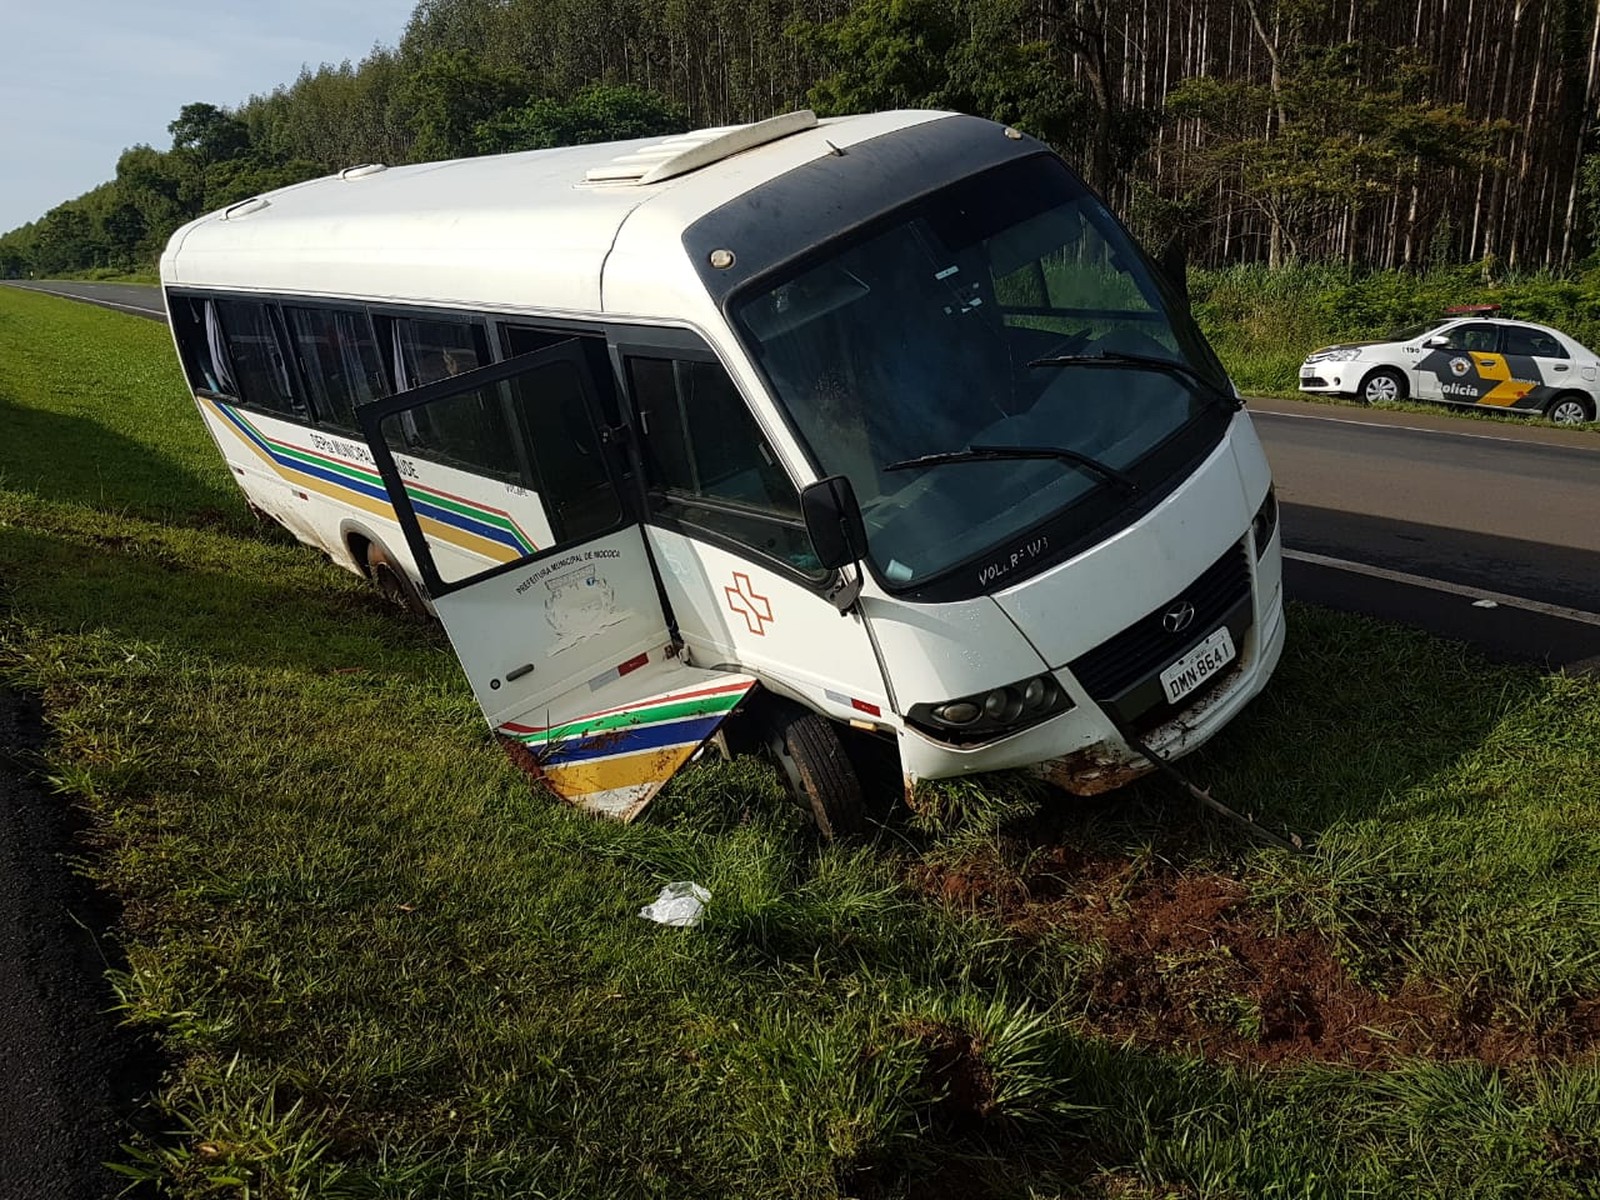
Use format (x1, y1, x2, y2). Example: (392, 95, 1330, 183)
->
(724, 571, 774, 635)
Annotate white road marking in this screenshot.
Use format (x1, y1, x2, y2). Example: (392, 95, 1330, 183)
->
(59, 294, 165, 319)
(1252, 405, 1600, 452)
(6, 284, 165, 319)
(1283, 548, 1600, 628)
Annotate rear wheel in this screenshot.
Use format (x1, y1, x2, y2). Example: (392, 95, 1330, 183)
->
(366, 543, 429, 617)
(1544, 392, 1595, 426)
(1360, 367, 1406, 405)
(760, 701, 866, 840)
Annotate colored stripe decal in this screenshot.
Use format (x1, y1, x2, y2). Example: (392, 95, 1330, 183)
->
(1470, 353, 1536, 407)
(539, 746, 701, 802)
(507, 691, 745, 747)
(539, 715, 726, 765)
(501, 682, 750, 741)
(201, 396, 540, 560)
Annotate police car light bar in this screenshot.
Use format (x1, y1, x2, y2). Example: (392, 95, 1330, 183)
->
(1443, 304, 1502, 315)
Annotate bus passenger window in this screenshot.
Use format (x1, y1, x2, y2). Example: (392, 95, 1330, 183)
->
(628, 356, 821, 576)
(511, 356, 623, 543)
(285, 308, 388, 430)
(169, 296, 227, 394)
(389, 316, 488, 389)
(387, 380, 523, 483)
(373, 315, 517, 476)
(214, 299, 304, 418)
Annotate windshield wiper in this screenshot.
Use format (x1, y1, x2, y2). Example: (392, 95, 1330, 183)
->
(1025, 350, 1244, 411)
(882, 444, 1139, 494)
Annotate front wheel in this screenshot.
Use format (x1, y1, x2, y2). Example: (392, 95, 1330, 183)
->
(366, 543, 429, 617)
(1544, 392, 1595, 426)
(1360, 368, 1406, 405)
(760, 702, 866, 840)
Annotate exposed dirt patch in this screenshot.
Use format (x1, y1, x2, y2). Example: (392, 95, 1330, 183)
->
(912, 838, 1599, 1068)
(904, 1018, 998, 1129)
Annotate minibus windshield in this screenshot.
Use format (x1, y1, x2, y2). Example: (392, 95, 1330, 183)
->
(733, 154, 1232, 589)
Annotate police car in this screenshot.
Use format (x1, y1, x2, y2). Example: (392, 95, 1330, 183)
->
(1298, 307, 1600, 425)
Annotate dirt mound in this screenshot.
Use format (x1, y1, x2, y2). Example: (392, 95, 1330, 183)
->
(913, 842, 1600, 1068)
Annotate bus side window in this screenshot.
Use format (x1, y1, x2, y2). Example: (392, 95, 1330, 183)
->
(386, 315, 489, 389)
(169, 296, 227, 394)
(284, 307, 389, 431)
(214, 299, 304, 419)
(628, 356, 823, 577)
(372, 314, 516, 476)
(512, 353, 623, 543)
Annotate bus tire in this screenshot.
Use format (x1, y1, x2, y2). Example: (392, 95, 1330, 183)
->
(366, 543, 428, 617)
(761, 702, 866, 840)
(1544, 391, 1595, 425)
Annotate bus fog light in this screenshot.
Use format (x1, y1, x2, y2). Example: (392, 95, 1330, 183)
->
(934, 700, 981, 725)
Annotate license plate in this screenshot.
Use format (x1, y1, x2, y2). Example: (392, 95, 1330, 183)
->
(1158, 627, 1236, 704)
(1299, 369, 1316, 380)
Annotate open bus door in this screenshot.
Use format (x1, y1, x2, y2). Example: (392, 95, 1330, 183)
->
(357, 344, 755, 820)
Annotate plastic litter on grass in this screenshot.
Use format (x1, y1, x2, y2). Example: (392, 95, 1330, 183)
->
(639, 882, 710, 928)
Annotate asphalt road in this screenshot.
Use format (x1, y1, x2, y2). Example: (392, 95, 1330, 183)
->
(1250, 398, 1600, 669)
(4, 279, 166, 321)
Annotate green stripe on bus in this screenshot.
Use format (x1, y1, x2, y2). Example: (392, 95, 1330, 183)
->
(227, 404, 535, 551)
(519, 691, 745, 746)
(273, 441, 380, 486)
(403, 484, 519, 535)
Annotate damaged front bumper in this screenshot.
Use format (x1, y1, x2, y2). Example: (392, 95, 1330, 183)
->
(899, 575, 1287, 797)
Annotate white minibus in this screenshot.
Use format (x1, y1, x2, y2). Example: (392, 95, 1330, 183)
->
(160, 109, 1284, 834)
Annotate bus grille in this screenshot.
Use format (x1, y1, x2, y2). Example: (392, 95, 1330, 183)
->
(1067, 544, 1252, 704)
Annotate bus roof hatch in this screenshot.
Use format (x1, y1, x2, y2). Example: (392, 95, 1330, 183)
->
(583, 110, 819, 186)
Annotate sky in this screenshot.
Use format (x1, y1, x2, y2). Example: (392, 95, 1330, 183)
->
(0, 0, 421, 233)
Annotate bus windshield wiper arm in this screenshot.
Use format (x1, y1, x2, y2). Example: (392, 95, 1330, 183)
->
(1025, 350, 1244, 410)
(882, 444, 1139, 494)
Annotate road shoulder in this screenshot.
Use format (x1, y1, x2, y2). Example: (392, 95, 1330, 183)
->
(0, 689, 159, 1200)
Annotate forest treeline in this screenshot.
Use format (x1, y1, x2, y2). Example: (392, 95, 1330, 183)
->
(7, 0, 1600, 279)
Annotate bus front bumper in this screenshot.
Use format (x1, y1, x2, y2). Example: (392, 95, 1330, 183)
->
(897, 578, 1287, 796)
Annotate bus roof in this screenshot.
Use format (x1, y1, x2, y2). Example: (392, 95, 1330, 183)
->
(160, 110, 951, 315)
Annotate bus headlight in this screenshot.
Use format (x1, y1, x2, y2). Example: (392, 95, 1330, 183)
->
(910, 674, 1074, 744)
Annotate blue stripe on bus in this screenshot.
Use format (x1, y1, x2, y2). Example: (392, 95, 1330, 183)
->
(539, 715, 726, 765)
(213, 401, 526, 555)
(407, 497, 526, 554)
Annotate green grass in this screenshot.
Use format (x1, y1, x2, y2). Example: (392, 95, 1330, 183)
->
(4, 287, 1600, 1197)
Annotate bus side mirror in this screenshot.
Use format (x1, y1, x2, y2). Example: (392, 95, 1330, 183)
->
(801, 475, 868, 572)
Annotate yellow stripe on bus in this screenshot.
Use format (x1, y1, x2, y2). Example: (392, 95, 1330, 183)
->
(538, 743, 700, 800)
(416, 513, 521, 562)
(294, 472, 395, 521)
(201, 396, 522, 562)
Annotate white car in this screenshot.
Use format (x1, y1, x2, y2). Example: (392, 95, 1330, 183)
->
(1298, 315, 1600, 425)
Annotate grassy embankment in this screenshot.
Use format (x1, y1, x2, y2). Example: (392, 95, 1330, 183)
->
(1194, 262, 1600, 419)
(2, 285, 1600, 1196)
